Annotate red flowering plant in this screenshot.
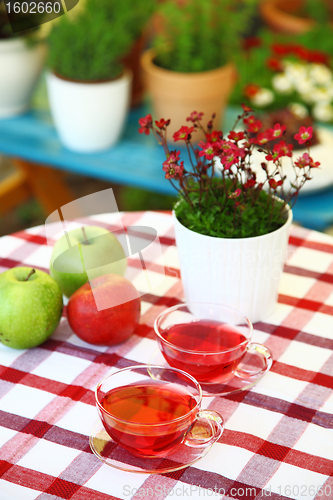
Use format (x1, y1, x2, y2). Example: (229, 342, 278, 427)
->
(138, 105, 320, 238)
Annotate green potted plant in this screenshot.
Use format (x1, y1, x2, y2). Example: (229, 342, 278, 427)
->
(260, 0, 333, 34)
(141, 0, 256, 142)
(0, 3, 46, 118)
(138, 106, 319, 322)
(46, 0, 155, 153)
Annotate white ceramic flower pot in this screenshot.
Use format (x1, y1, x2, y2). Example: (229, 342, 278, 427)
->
(173, 208, 293, 323)
(0, 38, 46, 119)
(46, 70, 132, 153)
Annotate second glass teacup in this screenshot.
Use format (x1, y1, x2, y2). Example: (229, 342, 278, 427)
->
(154, 302, 272, 385)
(94, 365, 224, 460)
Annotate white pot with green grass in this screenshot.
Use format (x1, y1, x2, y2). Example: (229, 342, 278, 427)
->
(45, 0, 156, 152)
(0, 38, 46, 119)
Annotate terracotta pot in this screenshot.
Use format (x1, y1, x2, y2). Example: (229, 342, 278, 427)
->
(141, 49, 236, 142)
(260, 0, 332, 34)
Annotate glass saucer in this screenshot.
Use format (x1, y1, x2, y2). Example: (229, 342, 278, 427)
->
(149, 349, 272, 397)
(89, 418, 221, 474)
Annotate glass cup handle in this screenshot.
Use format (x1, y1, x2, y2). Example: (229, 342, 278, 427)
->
(234, 342, 273, 380)
(184, 410, 224, 449)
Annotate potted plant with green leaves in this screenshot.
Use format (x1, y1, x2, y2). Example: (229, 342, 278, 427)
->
(141, 0, 256, 142)
(260, 0, 333, 34)
(138, 106, 319, 322)
(0, 3, 46, 119)
(46, 0, 155, 153)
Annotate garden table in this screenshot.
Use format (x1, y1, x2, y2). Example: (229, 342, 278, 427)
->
(0, 210, 332, 500)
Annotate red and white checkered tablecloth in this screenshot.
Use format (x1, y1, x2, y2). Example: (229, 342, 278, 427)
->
(0, 210, 332, 500)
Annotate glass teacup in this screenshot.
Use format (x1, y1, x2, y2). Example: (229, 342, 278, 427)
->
(94, 365, 224, 458)
(154, 302, 272, 385)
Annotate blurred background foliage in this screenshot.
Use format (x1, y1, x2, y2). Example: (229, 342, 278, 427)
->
(1, 0, 333, 236)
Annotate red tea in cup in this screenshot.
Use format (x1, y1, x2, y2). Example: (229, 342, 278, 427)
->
(100, 379, 197, 457)
(154, 303, 272, 384)
(95, 365, 224, 458)
(161, 319, 248, 383)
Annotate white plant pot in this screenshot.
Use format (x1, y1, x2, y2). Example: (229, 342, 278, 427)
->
(46, 70, 132, 153)
(173, 208, 293, 323)
(0, 38, 46, 119)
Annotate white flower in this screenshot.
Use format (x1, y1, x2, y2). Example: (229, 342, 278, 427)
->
(272, 73, 293, 94)
(294, 77, 315, 95)
(284, 61, 308, 84)
(250, 88, 274, 107)
(299, 91, 315, 104)
(312, 103, 333, 122)
(309, 64, 333, 85)
(324, 83, 333, 99)
(310, 87, 332, 104)
(288, 103, 309, 119)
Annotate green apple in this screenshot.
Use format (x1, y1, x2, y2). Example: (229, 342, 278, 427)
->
(0, 267, 63, 349)
(50, 226, 127, 298)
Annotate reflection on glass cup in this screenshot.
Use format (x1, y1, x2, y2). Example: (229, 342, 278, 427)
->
(154, 303, 273, 384)
(95, 365, 224, 458)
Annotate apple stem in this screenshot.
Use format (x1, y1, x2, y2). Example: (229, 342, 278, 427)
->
(82, 227, 89, 245)
(25, 269, 36, 281)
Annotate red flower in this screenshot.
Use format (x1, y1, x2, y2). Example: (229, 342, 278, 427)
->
(163, 162, 185, 180)
(266, 123, 287, 140)
(155, 118, 170, 129)
(271, 43, 293, 56)
(138, 114, 152, 135)
(244, 178, 256, 189)
(162, 150, 181, 167)
(162, 151, 184, 180)
(308, 157, 320, 169)
(228, 188, 242, 199)
(173, 126, 195, 142)
(198, 141, 217, 160)
(265, 141, 293, 161)
(293, 44, 311, 61)
(295, 153, 320, 169)
(294, 126, 313, 145)
(206, 130, 223, 143)
(250, 131, 270, 145)
(242, 36, 261, 51)
(241, 103, 253, 113)
(187, 111, 204, 123)
(266, 57, 283, 72)
(219, 143, 244, 169)
(307, 50, 329, 65)
(276, 140, 293, 158)
(244, 115, 262, 133)
(228, 131, 245, 142)
(269, 178, 284, 189)
(244, 84, 260, 99)
(265, 150, 279, 162)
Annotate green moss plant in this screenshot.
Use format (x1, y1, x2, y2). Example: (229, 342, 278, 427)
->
(153, 0, 256, 73)
(47, 0, 155, 82)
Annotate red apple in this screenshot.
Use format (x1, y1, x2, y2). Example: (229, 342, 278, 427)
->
(67, 274, 141, 346)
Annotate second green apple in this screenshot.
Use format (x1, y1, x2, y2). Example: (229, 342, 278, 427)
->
(50, 226, 127, 298)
